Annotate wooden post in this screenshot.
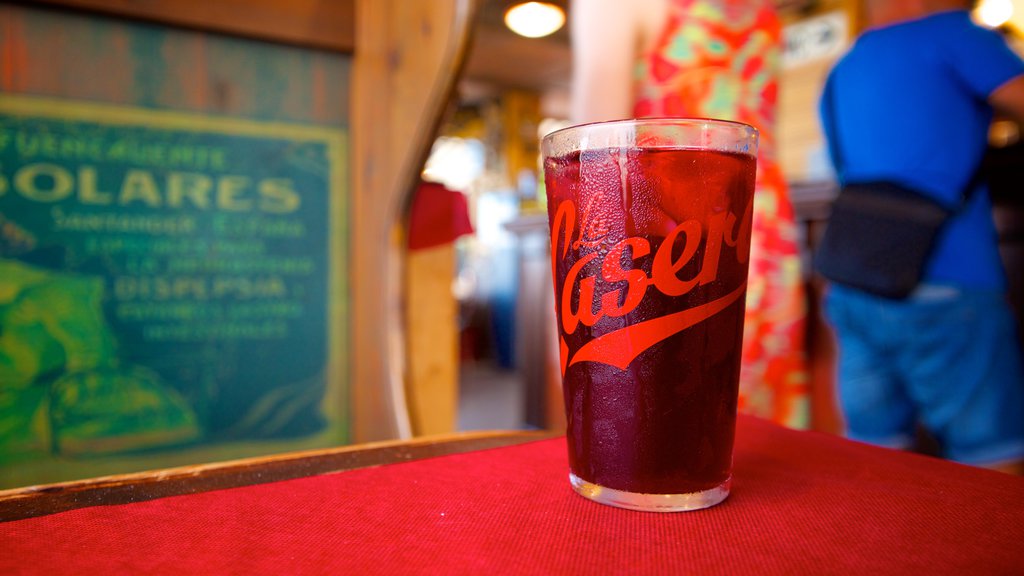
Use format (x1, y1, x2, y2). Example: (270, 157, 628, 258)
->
(351, 0, 477, 442)
(404, 244, 461, 435)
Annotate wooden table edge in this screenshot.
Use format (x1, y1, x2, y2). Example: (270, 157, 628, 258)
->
(0, 429, 559, 522)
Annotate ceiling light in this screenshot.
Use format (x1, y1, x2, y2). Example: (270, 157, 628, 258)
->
(973, 0, 1014, 28)
(504, 2, 565, 39)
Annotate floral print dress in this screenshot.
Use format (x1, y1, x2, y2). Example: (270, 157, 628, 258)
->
(633, 0, 809, 427)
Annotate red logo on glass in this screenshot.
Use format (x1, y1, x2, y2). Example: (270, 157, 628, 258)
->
(550, 195, 753, 374)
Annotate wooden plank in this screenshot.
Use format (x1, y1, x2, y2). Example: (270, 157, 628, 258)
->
(0, 4, 350, 123)
(350, 0, 477, 442)
(404, 244, 460, 435)
(0, 430, 556, 522)
(778, 59, 833, 181)
(463, 23, 571, 92)
(26, 0, 356, 52)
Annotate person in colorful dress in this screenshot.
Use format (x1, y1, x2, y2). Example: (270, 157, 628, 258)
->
(570, 0, 809, 427)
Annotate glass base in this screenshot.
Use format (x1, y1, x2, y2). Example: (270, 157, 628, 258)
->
(569, 472, 730, 512)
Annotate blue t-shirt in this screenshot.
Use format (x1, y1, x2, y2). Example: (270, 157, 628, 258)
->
(821, 10, 1024, 289)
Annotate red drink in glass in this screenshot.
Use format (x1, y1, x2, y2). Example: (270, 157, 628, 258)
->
(541, 119, 757, 511)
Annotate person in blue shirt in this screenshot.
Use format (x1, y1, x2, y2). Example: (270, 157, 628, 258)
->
(819, 0, 1024, 474)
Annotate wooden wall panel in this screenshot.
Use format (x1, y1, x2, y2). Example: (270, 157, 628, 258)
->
(0, 5, 350, 123)
(777, 0, 861, 183)
(778, 58, 834, 182)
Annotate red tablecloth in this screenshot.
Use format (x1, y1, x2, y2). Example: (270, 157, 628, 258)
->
(2, 416, 1022, 575)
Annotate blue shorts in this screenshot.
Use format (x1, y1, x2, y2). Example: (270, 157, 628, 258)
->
(824, 283, 1024, 466)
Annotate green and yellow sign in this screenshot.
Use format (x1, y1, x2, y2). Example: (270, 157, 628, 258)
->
(0, 95, 347, 486)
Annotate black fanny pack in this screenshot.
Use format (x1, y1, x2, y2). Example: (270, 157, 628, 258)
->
(817, 76, 979, 299)
(812, 181, 956, 299)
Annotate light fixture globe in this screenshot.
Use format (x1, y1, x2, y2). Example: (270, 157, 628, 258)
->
(504, 2, 566, 39)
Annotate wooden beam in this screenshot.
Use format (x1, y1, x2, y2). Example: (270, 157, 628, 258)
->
(26, 0, 356, 51)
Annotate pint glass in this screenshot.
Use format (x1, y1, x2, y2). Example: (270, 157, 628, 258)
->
(541, 118, 758, 511)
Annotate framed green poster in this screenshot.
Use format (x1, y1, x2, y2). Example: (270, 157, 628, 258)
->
(0, 93, 348, 487)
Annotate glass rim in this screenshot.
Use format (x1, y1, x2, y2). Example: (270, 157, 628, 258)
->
(541, 116, 759, 156)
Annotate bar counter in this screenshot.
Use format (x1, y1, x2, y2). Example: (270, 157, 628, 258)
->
(2, 416, 1022, 574)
